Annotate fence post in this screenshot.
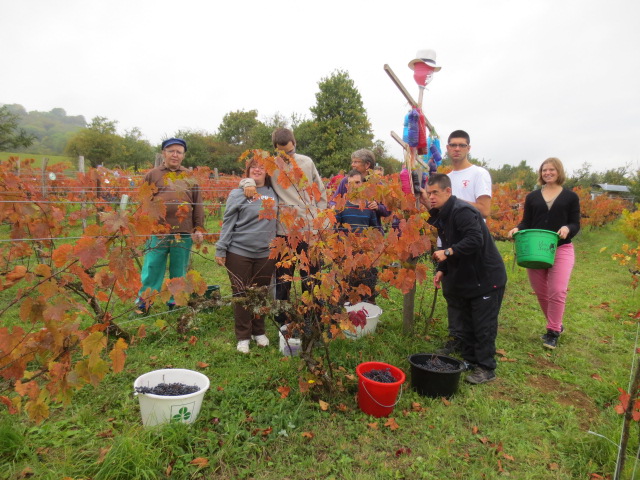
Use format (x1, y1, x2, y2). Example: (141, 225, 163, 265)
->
(78, 156, 87, 231)
(154, 153, 163, 168)
(41, 157, 49, 197)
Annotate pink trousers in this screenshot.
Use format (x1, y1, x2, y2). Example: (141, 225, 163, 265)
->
(527, 243, 575, 333)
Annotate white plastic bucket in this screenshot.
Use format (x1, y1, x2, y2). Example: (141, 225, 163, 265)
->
(134, 369, 209, 426)
(344, 302, 383, 340)
(278, 325, 302, 356)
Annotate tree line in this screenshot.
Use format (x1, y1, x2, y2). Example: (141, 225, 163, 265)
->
(2, 68, 639, 197)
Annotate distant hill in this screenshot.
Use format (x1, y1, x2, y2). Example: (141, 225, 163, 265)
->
(2, 103, 86, 155)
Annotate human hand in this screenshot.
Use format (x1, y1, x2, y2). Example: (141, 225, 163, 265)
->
(433, 249, 448, 263)
(244, 186, 257, 198)
(507, 227, 519, 238)
(433, 271, 443, 289)
(367, 201, 378, 211)
(557, 226, 570, 239)
(192, 231, 204, 244)
(215, 256, 226, 267)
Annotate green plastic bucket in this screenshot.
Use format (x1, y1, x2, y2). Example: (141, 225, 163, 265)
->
(513, 229, 559, 269)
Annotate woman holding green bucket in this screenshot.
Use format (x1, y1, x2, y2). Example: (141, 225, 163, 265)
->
(508, 158, 580, 350)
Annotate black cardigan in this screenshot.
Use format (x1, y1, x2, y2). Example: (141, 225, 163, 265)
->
(516, 188, 581, 246)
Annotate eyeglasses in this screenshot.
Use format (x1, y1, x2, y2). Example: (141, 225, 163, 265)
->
(447, 143, 468, 149)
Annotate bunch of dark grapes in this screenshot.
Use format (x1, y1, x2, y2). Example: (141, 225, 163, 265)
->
(418, 356, 458, 372)
(348, 309, 368, 328)
(135, 382, 200, 396)
(363, 368, 397, 383)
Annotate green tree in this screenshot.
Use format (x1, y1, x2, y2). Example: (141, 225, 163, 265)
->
(174, 129, 244, 174)
(120, 128, 154, 172)
(371, 139, 402, 174)
(216, 109, 269, 148)
(300, 70, 374, 177)
(488, 160, 537, 190)
(0, 105, 35, 150)
(65, 116, 121, 167)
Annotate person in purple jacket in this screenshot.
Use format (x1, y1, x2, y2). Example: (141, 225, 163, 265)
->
(329, 149, 390, 226)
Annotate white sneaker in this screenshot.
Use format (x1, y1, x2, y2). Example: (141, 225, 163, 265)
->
(252, 334, 270, 347)
(236, 340, 250, 353)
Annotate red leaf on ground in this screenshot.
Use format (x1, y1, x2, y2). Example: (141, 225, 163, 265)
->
(277, 386, 291, 399)
(384, 418, 399, 430)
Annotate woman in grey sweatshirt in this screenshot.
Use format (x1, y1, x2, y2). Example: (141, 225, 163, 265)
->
(215, 159, 277, 353)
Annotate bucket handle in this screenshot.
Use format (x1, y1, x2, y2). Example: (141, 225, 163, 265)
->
(361, 381, 403, 409)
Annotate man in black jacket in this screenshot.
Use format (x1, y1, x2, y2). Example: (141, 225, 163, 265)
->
(421, 174, 507, 384)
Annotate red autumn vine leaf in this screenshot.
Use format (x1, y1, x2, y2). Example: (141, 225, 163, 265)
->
(109, 338, 128, 373)
(277, 386, 291, 399)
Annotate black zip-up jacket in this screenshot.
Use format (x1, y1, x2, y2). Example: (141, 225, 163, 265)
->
(427, 195, 507, 298)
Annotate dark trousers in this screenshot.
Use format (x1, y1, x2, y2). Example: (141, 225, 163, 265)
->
(225, 251, 275, 341)
(275, 236, 320, 325)
(443, 287, 505, 371)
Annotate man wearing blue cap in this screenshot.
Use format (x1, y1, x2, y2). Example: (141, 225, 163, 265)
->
(136, 138, 204, 313)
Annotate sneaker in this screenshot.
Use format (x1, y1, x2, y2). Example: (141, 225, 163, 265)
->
(543, 330, 559, 349)
(237, 340, 250, 353)
(465, 367, 496, 385)
(134, 300, 150, 316)
(436, 338, 462, 355)
(252, 335, 269, 347)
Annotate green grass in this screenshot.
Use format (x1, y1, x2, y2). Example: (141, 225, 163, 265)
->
(0, 223, 638, 479)
(0, 151, 75, 169)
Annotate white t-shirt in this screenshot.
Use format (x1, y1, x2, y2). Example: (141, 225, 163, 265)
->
(437, 164, 492, 246)
(448, 164, 492, 202)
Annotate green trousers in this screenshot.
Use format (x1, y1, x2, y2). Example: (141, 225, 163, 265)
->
(138, 234, 193, 304)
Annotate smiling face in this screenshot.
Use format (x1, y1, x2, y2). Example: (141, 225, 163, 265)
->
(162, 145, 186, 170)
(540, 162, 559, 185)
(248, 162, 266, 187)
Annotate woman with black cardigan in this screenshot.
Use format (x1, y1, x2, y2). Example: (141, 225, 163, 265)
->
(508, 158, 581, 349)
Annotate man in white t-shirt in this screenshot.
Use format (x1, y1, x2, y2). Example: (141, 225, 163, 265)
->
(438, 130, 493, 355)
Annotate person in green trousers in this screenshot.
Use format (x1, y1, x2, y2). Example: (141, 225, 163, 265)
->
(136, 138, 204, 312)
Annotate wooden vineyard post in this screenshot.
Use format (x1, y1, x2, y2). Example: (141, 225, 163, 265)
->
(78, 156, 87, 231)
(384, 60, 439, 335)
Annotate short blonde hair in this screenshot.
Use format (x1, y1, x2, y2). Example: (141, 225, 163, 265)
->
(538, 157, 566, 186)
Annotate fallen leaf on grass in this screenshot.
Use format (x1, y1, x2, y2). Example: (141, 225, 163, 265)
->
(188, 336, 198, 346)
(216, 386, 224, 391)
(384, 418, 399, 430)
(301, 431, 314, 439)
(19, 468, 34, 478)
(190, 457, 209, 468)
(496, 349, 507, 356)
(502, 453, 515, 461)
(497, 459, 504, 473)
(411, 402, 425, 412)
(337, 403, 348, 412)
(471, 426, 479, 434)
(548, 462, 560, 470)
(95, 446, 111, 464)
(591, 373, 603, 381)
(298, 377, 310, 394)
(277, 386, 291, 399)
(96, 429, 114, 438)
(479, 437, 490, 444)
(368, 422, 378, 429)
(318, 400, 329, 411)
(137, 324, 147, 339)
(345, 374, 356, 381)
(395, 447, 411, 457)
(196, 361, 210, 369)
(441, 397, 451, 406)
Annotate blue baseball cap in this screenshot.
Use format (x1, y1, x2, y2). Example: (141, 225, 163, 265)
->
(161, 137, 187, 152)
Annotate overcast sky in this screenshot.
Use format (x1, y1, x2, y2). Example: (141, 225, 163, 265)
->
(3, 0, 639, 175)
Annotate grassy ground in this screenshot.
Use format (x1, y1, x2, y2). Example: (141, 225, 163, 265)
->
(1, 223, 638, 479)
(0, 151, 74, 169)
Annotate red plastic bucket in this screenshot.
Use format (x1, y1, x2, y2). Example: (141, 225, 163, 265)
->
(356, 361, 406, 417)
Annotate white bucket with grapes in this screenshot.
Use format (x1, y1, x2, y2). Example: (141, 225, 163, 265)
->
(134, 369, 210, 426)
